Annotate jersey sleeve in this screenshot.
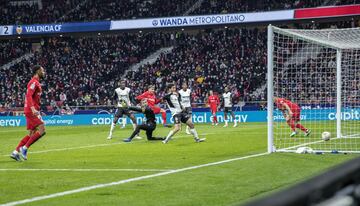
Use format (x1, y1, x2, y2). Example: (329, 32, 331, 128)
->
(26, 81, 36, 108)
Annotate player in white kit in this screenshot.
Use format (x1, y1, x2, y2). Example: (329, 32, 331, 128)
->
(108, 80, 139, 139)
(178, 82, 192, 134)
(222, 86, 238, 127)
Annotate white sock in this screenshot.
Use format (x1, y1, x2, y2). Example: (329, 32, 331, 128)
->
(190, 128, 199, 139)
(165, 130, 175, 141)
(225, 120, 228, 125)
(13, 150, 18, 154)
(234, 119, 238, 124)
(186, 125, 190, 132)
(109, 122, 116, 137)
(122, 117, 126, 127)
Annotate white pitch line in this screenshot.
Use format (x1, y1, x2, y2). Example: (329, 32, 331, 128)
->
(0, 168, 172, 172)
(0, 152, 268, 206)
(1, 133, 214, 157)
(280, 139, 325, 151)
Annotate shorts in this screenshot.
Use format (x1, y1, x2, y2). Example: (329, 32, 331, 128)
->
(290, 107, 301, 122)
(150, 105, 161, 114)
(184, 107, 192, 114)
(173, 113, 191, 124)
(115, 107, 132, 118)
(210, 106, 217, 113)
(224, 107, 232, 113)
(25, 113, 44, 131)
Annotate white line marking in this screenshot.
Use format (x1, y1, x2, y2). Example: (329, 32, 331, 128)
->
(0, 168, 171, 172)
(1, 133, 214, 157)
(280, 139, 324, 151)
(0, 152, 268, 206)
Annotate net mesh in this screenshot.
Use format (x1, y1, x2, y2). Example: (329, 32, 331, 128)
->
(271, 26, 360, 153)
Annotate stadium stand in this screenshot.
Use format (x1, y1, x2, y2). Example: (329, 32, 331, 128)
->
(0, 32, 165, 108)
(1, 18, 360, 110)
(1, 0, 358, 25)
(0, 39, 32, 65)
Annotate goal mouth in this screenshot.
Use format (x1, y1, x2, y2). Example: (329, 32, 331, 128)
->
(267, 25, 360, 154)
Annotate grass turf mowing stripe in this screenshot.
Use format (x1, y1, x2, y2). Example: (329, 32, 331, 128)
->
(0, 152, 268, 206)
(0, 168, 172, 172)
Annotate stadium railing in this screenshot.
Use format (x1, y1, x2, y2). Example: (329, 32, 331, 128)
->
(245, 156, 360, 206)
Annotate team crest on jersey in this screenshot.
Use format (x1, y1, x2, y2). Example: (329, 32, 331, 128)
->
(16, 26, 22, 35)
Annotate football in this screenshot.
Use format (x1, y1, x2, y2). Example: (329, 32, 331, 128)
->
(322, 132, 331, 141)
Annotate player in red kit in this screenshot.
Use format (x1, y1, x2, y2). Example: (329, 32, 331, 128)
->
(10, 65, 47, 161)
(136, 85, 171, 127)
(274, 97, 311, 137)
(208, 90, 220, 125)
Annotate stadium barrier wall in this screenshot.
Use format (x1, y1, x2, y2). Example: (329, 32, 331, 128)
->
(0, 109, 359, 127)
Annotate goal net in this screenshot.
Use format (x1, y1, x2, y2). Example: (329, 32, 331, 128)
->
(267, 25, 360, 153)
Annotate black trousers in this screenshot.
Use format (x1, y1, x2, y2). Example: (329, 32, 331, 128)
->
(129, 122, 163, 140)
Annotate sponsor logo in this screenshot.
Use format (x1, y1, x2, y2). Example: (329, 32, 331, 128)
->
(16, 25, 22, 34)
(328, 110, 360, 120)
(157, 14, 246, 27)
(152, 20, 158, 26)
(0, 119, 21, 127)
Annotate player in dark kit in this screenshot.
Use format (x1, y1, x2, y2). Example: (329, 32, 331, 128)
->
(123, 99, 165, 142)
(10, 65, 47, 161)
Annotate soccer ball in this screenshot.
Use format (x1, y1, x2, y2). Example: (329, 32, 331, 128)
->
(321, 132, 331, 141)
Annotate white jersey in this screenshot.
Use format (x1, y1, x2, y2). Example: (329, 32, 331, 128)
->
(222, 92, 232, 107)
(178, 89, 191, 108)
(115, 87, 131, 107)
(163, 92, 182, 116)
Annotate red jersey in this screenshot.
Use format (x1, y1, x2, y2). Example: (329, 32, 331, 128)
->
(24, 77, 42, 114)
(208, 95, 220, 107)
(136, 91, 161, 107)
(275, 98, 300, 112)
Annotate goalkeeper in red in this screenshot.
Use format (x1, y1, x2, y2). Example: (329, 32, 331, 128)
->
(274, 97, 311, 137)
(10, 65, 47, 161)
(136, 85, 171, 127)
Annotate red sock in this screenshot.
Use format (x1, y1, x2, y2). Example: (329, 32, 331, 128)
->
(287, 120, 296, 131)
(25, 131, 42, 148)
(161, 111, 167, 124)
(296, 123, 307, 132)
(16, 135, 30, 152)
(213, 115, 218, 123)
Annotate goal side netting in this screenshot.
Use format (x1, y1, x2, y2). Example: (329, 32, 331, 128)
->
(267, 25, 360, 153)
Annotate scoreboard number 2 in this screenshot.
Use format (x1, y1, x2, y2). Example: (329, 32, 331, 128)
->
(0, 26, 14, 35)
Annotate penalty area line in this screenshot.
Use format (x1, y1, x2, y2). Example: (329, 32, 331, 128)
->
(0, 152, 268, 206)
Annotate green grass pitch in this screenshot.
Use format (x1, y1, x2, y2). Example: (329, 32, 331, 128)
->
(0, 123, 357, 206)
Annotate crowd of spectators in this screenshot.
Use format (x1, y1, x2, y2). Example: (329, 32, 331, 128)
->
(1, 18, 359, 111)
(0, 0, 79, 25)
(61, 0, 194, 22)
(191, 0, 325, 15)
(1, 0, 359, 25)
(0, 39, 32, 65)
(124, 28, 266, 106)
(0, 32, 166, 109)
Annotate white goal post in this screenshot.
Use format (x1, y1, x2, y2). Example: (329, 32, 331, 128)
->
(267, 25, 360, 153)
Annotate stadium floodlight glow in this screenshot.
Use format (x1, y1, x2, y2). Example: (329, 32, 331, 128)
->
(267, 25, 360, 153)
